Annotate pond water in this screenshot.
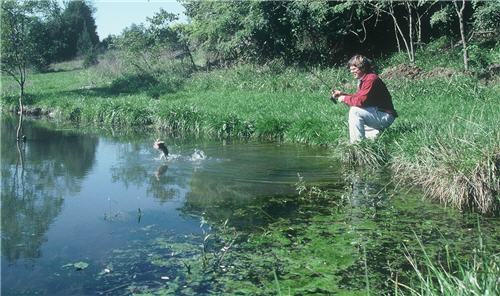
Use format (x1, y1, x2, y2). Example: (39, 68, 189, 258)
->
(1, 116, 499, 295)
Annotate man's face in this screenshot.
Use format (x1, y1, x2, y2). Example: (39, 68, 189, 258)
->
(350, 65, 365, 79)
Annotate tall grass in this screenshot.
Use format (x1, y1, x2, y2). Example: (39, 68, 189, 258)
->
(385, 75, 499, 214)
(397, 231, 500, 296)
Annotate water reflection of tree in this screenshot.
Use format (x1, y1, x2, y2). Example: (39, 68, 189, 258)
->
(1, 118, 98, 262)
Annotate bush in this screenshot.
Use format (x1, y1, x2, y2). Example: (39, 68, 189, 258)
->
(83, 48, 99, 69)
(110, 73, 158, 94)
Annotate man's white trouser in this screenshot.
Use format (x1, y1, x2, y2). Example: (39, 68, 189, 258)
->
(348, 106, 395, 143)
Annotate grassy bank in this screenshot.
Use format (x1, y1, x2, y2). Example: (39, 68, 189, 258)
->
(1, 48, 499, 214)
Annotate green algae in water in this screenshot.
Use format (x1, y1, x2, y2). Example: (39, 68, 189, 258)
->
(88, 176, 499, 296)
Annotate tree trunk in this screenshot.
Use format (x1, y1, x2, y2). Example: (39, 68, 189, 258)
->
(454, 0, 469, 71)
(394, 21, 401, 52)
(16, 83, 24, 141)
(389, 2, 412, 62)
(184, 43, 196, 71)
(406, 2, 415, 62)
(416, 12, 423, 48)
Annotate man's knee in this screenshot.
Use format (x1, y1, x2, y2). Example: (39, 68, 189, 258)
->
(348, 106, 364, 117)
(348, 107, 364, 125)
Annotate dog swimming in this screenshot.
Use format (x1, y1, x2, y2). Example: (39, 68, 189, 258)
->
(153, 139, 169, 159)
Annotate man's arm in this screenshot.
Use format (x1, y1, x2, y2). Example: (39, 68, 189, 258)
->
(341, 77, 375, 106)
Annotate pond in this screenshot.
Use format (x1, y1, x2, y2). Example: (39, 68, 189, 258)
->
(1, 116, 499, 295)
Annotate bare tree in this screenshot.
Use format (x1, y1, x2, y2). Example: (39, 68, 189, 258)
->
(371, 1, 415, 62)
(453, 0, 469, 70)
(371, 0, 437, 63)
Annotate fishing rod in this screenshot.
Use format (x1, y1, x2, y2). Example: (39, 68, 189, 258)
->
(306, 66, 340, 104)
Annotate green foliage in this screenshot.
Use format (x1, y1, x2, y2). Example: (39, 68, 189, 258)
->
(78, 20, 99, 68)
(111, 9, 194, 97)
(82, 46, 98, 68)
(1, 0, 52, 78)
(182, 0, 373, 66)
(146, 8, 181, 47)
(430, 5, 454, 28)
(109, 73, 158, 94)
(58, 0, 99, 60)
(179, 0, 498, 67)
(113, 9, 189, 72)
(1, 0, 100, 73)
(472, 0, 500, 38)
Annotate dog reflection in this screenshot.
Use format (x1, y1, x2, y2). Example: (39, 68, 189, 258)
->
(154, 164, 168, 180)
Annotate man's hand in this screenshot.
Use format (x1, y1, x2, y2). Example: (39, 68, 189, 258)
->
(330, 90, 345, 104)
(330, 90, 338, 103)
(332, 90, 343, 98)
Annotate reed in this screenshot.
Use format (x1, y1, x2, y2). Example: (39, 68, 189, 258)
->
(397, 231, 500, 296)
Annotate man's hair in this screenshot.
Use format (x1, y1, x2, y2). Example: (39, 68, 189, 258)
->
(348, 55, 373, 73)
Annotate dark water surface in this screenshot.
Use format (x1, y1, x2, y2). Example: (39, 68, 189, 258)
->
(1, 117, 499, 295)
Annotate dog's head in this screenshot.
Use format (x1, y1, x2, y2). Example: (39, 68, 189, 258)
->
(153, 138, 165, 149)
(153, 139, 168, 156)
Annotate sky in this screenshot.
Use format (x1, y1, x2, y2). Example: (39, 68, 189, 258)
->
(91, 0, 187, 39)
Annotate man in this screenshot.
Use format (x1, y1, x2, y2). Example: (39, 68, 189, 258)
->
(331, 55, 397, 143)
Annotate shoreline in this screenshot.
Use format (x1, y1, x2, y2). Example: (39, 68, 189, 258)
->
(1, 63, 499, 215)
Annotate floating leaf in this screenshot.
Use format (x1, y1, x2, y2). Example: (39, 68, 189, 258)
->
(62, 261, 90, 271)
(73, 262, 89, 270)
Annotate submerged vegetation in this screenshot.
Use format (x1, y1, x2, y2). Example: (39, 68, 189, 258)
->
(70, 175, 498, 295)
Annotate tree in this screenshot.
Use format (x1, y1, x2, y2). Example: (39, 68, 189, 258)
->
(181, 0, 398, 66)
(78, 21, 98, 67)
(59, 0, 99, 60)
(453, 0, 469, 70)
(1, 0, 52, 140)
(370, 1, 412, 63)
(114, 23, 153, 73)
(100, 34, 115, 51)
(472, 0, 500, 40)
(147, 9, 196, 69)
